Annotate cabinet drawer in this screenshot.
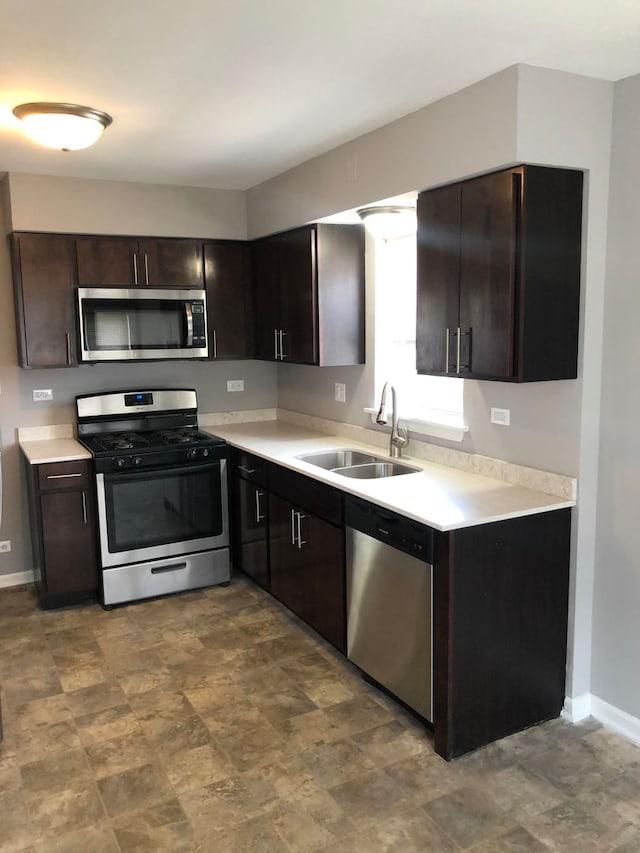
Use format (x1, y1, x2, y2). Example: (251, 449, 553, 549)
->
(37, 461, 92, 492)
(230, 449, 268, 487)
(268, 463, 342, 527)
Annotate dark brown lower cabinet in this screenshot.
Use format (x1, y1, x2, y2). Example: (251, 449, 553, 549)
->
(269, 492, 345, 653)
(434, 508, 572, 759)
(27, 460, 99, 609)
(234, 475, 270, 590)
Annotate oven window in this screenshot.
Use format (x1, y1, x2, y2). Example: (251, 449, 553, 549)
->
(104, 464, 222, 552)
(83, 298, 186, 351)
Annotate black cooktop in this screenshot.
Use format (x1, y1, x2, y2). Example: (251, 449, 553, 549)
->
(83, 427, 219, 455)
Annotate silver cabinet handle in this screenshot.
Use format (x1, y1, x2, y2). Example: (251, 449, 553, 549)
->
(291, 507, 297, 545)
(212, 329, 217, 359)
(238, 465, 256, 475)
(255, 490, 264, 522)
(81, 491, 87, 524)
(143, 253, 149, 285)
(65, 332, 72, 365)
(46, 472, 82, 480)
(456, 326, 461, 374)
(445, 328, 450, 374)
(274, 328, 279, 360)
(133, 253, 139, 285)
(279, 329, 287, 359)
(296, 511, 307, 549)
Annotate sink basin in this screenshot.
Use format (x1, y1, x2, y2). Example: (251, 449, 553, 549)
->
(332, 461, 422, 479)
(296, 449, 378, 469)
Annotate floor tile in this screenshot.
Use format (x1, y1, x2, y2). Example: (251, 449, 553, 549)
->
(2, 576, 640, 851)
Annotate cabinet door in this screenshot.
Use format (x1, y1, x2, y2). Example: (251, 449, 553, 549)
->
(279, 227, 317, 364)
(11, 233, 78, 368)
(458, 169, 517, 379)
(416, 185, 461, 374)
(205, 241, 254, 359)
(298, 513, 345, 652)
(140, 238, 204, 288)
(268, 493, 300, 613)
(76, 237, 139, 286)
(252, 237, 281, 360)
(39, 488, 98, 598)
(235, 477, 269, 589)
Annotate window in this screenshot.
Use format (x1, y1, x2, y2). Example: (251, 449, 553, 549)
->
(372, 232, 467, 441)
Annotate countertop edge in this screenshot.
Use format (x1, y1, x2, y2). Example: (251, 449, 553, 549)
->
(214, 423, 575, 532)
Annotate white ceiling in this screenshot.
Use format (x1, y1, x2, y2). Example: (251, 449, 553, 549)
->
(1, 0, 639, 191)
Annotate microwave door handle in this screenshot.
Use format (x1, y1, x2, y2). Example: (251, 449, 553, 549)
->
(185, 303, 194, 347)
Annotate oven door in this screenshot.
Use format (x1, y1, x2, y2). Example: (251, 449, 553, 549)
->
(96, 460, 228, 568)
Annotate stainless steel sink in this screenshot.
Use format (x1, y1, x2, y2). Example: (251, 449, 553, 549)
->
(332, 461, 422, 479)
(296, 449, 378, 469)
(296, 448, 422, 479)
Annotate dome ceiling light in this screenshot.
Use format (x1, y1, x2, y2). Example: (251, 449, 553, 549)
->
(12, 102, 113, 152)
(357, 205, 417, 241)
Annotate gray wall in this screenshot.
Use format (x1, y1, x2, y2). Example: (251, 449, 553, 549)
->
(591, 73, 640, 717)
(249, 63, 614, 706)
(0, 175, 277, 578)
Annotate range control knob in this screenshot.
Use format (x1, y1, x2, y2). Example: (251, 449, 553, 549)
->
(132, 456, 143, 466)
(115, 457, 127, 470)
(202, 447, 210, 458)
(186, 448, 198, 461)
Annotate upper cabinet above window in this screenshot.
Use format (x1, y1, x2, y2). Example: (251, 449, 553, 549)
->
(416, 165, 583, 382)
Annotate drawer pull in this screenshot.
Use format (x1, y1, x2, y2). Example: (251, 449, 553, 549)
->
(46, 473, 82, 480)
(81, 491, 87, 524)
(150, 562, 187, 574)
(238, 465, 256, 475)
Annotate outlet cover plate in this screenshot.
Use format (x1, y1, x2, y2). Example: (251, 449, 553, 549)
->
(490, 407, 511, 426)
(33, 389, 53, 401)
(335, 383, 346, 403)
(0, 541, 11, 553)
(227, 380, 244, 393)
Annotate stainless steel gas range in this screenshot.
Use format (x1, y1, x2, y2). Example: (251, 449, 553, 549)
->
(76, 388, 230, 607)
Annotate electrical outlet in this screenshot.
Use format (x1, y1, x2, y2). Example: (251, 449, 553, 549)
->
(490, 407, 511, 426)
(227, 379, 244, 393)
(33, 389, 53, 402)
(335, 383, 346, 403)
(0, 541, 11, 554)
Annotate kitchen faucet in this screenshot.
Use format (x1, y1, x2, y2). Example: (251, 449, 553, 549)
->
(376, 382, 408, 458)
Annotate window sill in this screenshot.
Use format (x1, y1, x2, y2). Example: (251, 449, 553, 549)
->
(364, 408, 469, 443)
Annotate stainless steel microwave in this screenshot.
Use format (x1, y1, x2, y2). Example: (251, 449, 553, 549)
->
(77, 288, 208, 362)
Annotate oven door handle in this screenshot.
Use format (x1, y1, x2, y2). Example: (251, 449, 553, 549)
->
(150, 562, 188, 574)
(185, 302, 194, 347)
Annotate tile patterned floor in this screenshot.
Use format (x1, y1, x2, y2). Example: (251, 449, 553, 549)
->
(1, 576, 640, 852)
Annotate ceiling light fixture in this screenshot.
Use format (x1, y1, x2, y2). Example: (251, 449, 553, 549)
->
(12, 102, 113, 152)
(357, 205, 417, 240)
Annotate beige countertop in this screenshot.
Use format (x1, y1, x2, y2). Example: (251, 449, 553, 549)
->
(209, 420, 575, 532)
(18, 425, 91, 465)
(20, 437, 91, 465)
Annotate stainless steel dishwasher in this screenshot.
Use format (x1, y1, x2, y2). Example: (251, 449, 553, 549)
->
(345, 495, 434, 723)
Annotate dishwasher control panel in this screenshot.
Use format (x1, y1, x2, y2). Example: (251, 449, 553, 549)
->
(345, 496, 434, 564)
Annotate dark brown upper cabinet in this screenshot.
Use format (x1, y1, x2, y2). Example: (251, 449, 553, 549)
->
(204, 240, 254, 360)
(416, 165, 583, 382)
(10, 232, 78, 368)
(253, 223, 365, 366)
(75, 236, 204, 288)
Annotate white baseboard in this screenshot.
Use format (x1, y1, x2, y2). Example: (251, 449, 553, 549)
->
(590, 695, 640, 747)
(0, 570, 34, 589)
(563, 692, 640, 748)
(562, 693, 592, 722)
